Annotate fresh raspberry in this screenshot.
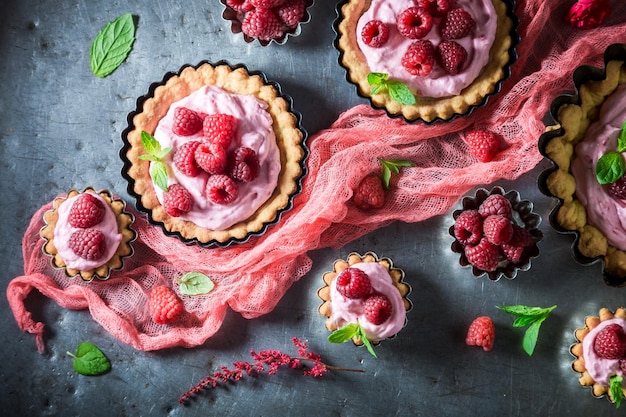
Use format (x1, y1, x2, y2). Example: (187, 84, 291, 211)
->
(401, 40, 435, 77)
(229, 146, 260, 182)
(482, 214, 513, 245)
(353, 174, 385, 210)
(149, 285, 184, 325)
(465, 316, 495, 351)
(500, 243, 525, 263)
(206, 174, 239, 205)
(416, 0, 451, 17)
(397, 7, 433, 39)
(163, 184, 193, 217)
(274, 0, 306, 28)
(609, 175, 626, 200)
(361, 20, 390, 48)
(241, 7, 284, 41)
(364, 294, 393, 325)
(620, 359, 626, 374)
(195, 142, 227, 174)
(226, 0, 254, 12)
(202, 113, 238, 148)
(508, 224, 534, 247)
(173, 140, 202, 177)
(172, 107, 204, 137)
(478, 194, 512, 219)
(68, 229, 106, 261)
(440, 8, 475, 40)
(436, 40, 468, 75)
(465, 237, 499, 272)
(463, 129, 501, 163)
(453, 209, 483, 246)
(335, 268, 372, 299)
(593, 324, 626, 360)
(250, 0, 284, 7)
(68, 193, 106, 228)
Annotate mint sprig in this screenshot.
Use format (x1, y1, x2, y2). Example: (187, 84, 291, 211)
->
(90, 13, 136, 78)
(177, 272, 215, 296)
(138, 130, 172, 192)
(595, 120, 626, 185)
(610, 375, 624, 409)
(379, 158, 415, 189)
(328, 323, 377, 358)
(67, 342, 111, 376)
(367, 72, 416, 105)
(496, 304, 556, 356)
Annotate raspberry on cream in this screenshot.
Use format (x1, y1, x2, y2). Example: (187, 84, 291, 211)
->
(581, 318, 626, 385)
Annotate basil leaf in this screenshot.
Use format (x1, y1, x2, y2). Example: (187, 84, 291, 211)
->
(596, 151, 626, 184)
(90, 13, 136, 78)
(328, 323, 360, 344)
(177, 272, 215, 296)
(387, 80, 416, 105)
(150, 161, 169, 192)
(67, 342, 111, 376)
(610, 375, 624, 409)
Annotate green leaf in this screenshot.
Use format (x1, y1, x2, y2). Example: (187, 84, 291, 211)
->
(141, 130, 162, 155)
(90, 13, 136, 78)
(328, 323, 360, 344)
(496, 304, 556, 317)
(379, 159, 415, 189)
(512, 314, 544, 328)
(610, 375, 624, 409)
(356, 327, 377, 358)
(150, 161, 169, 192)
(618, 120, 626, 152)
(177, 272, 215, 296)
(387, 80, 416, 105)
(367, 72, 388, 86)
(497, 304, 556, 356)
(521, 318, 546, 356)
(67, 342, 111, 376)
(596, 151, 625, 184)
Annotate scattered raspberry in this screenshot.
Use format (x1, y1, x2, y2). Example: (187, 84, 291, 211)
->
(250, 0, 284, 7)
(206, 174, 239, 205)
(440, 8, 475, 40)
(593, 324, 626, 360)
(163, 184, 193, 217)
(500, 242, 525, 263)
(195, 142, 227, 174)
(508, 224, 534, 247)
(478, 194, 512, 219)
(229, 146, 260, 182)
(482, 214, 513, 245)
(364, 294, 393, 325)
(401, 40, 435, 77)
(275, 0, 306, 28)
(465, 316, 495, 351)
(226, 0, 254, 12)
(436, 40, 467, 75)
(353, 174, 385, 210)
(149, 285, 184, 325)
(463, 129, 501, 163)
(361, 20, 390, 48)
(68, 229, 106, 261)
(397, 7, 433, 39)
(203, 113, 238, 148)
(172, 107, 204, 137)
(416, 0, 451, 17)
(241, 7, 284, 41)
(453, 209, 483, 246)
(335, 268, 372, 299)
(173, 140, 202, 177)
(68, 193, 106, 229)
(608, 175, 626, 200)
(465, 237, 499, 272)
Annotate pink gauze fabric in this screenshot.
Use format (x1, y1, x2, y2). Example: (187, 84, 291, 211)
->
(7, 0, 626, 352)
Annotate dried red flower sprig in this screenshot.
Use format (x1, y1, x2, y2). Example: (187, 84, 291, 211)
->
(179, 337, 364, 404)
(566, 0, 611, 30)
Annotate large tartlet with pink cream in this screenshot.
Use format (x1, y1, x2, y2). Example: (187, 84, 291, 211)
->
(335, 0, 515, 122)
(121, 62, 307, 246)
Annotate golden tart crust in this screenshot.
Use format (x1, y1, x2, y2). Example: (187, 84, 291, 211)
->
(40, 188, 135, 281)
(336, 0, 513, 122)
(123, 62, 306, 245)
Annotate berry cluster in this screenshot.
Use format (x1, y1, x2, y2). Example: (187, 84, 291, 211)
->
(164, 107, 261, 216)
(465, 316, 495, 351)
(335, 267, 393, 325)
(226, 0, 308, 42)
(593, 324, 626, 364)
(453, 194, 535, 272)
(67, 193, 108, 261)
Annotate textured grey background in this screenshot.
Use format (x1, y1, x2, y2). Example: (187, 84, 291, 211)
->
(0, 1, 624, 416)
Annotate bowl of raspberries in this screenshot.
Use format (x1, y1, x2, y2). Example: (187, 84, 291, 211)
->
(221, 0, 314, 46)
(449, 186, 543, 281)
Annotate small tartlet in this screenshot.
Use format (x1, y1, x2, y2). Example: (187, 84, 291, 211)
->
(40, 188, 136, 281)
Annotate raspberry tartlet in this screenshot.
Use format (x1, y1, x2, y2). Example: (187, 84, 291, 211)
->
(121, 61, 308, 246)
(449, 186, 542, 281)
(335, 0, 517, 122)
(318, 252, 411, 347)
(539, 44, 626, 286)
(570, 307, 626, 406)
(40, 188, 136, 281)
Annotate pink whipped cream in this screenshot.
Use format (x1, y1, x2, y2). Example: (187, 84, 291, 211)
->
(152, 85, 281, 230)
(570, 83, 626, 251)
(356, 0, 498, 97)
(329, 262, 406, 342)
(581, 318, 626, 385)
(53, 194, 122, 270)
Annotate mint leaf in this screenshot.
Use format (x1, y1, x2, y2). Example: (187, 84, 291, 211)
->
(177, 272, 215, 296)
(618, 120, 626, 152)
(596, 151, 626, 184)
(90, 13, 135, 78)
(328, 323, 360, 344)
(150, 161, 169, 192)
(496, 304, 556, 356)
(379, 159, 415, 189)
(141, 130, 162, 155)
(140, 130, 172, 192)
(610, 375, 624, 409)
(387, 80, 416, 105)
(67, 342, 111, 376)
(521, 318, 545, 356)
(356, 326, 377, 358)
(367, 72, 388, 85)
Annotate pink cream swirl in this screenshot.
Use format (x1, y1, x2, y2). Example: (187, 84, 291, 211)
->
(581, 318, 626, 385)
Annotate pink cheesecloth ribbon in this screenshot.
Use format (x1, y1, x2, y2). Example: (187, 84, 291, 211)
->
(7, 0, 626, 352)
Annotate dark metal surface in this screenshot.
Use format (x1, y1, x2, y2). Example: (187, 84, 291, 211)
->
(0, 1, 624, 417)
